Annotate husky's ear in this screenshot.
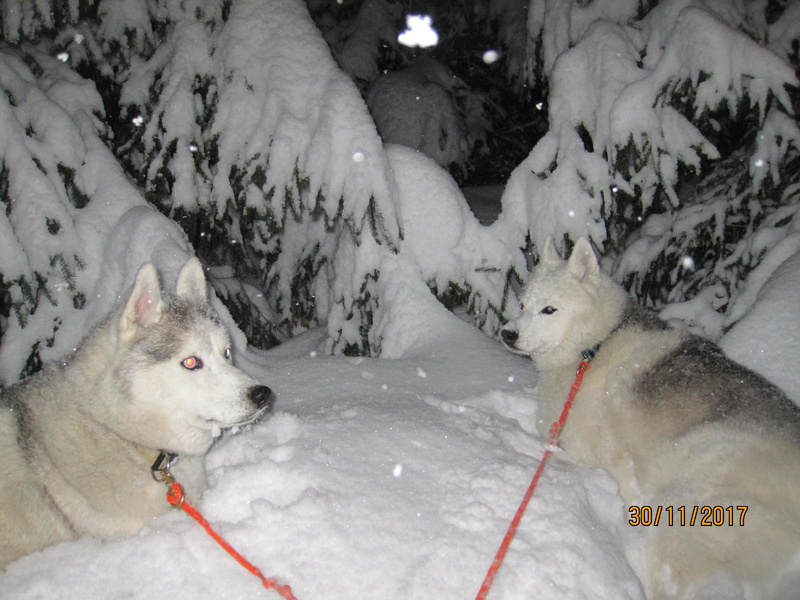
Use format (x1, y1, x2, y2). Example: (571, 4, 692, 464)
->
(120, 263, 164, 342)
(539, 236, 561, 266)
(175, 257, 208, 304)
(567, 237, 600, 281)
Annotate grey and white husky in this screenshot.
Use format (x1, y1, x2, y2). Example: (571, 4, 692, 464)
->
(502, 238, 800, 600)
(0, 258, 272, 568)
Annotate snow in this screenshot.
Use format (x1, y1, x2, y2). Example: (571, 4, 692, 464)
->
(320, 0, 399, 86)
(385, 145, 509, 302)
(503, 0, 799, 254)
(367, 57, 470, 174)
(104, 0, 404, 355)
(1, 0, 799, 597)
(2, 165, 795, 596)
(721, 247, 800, 405)
(381, 145, 525, 339)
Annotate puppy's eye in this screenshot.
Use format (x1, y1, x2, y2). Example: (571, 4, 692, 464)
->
(181, 356, 203, 370)
(540, 306, 557, 315)
(224, 347, 232, 360)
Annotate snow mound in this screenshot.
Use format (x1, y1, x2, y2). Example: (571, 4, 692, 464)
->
(722, 248, 800, 405)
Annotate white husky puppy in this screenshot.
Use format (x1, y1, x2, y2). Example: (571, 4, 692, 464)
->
(0, 259, 272, 568)
(501, 237, 800, 600)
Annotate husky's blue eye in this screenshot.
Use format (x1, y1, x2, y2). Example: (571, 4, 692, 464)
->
(541, 306, 557, 315)
(181, 356, 203, 370)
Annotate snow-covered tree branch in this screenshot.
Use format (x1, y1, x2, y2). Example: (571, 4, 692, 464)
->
(106, 0, 404, 355)
(0, 0, 411, 377)
(501, 0, 800, 338)
(2, 0, 799, 382)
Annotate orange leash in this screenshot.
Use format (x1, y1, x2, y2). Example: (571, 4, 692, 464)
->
(163, 478, 299, 600)
(474, 356, 592, 600)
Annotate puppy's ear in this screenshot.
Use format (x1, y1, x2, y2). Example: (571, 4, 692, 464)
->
(176, 257, 208, 304)
(120, 263, 163, 342)
(540, 236, 561, 266)
(567, 237, 600, 281)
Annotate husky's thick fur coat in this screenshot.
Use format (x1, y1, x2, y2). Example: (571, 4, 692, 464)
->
(502, 238, 800, 599)
(0, 259, 272, 568)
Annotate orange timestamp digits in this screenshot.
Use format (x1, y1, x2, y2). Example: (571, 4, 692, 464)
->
(628, 505, 748, 527)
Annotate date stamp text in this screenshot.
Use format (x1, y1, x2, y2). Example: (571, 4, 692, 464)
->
(628, 505, 748, 527)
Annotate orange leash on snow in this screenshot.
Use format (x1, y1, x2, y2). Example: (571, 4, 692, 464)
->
(474, 354, 593, 600)
(152, 460, 299, 600)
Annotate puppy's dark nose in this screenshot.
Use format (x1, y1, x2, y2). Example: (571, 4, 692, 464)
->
(247, 385, 273, 410)
(501, 329, 518, 345)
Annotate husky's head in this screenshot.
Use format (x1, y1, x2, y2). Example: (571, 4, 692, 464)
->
(102, 259, 272, 456)
(501, 237, 624, 369)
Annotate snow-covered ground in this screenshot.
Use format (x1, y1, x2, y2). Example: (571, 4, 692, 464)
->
(1, 277, 644, 599)
(4, 246, 797, 599)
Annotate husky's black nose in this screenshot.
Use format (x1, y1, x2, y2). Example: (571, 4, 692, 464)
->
(501, 329, 518, 345)
(248, 385, 273, 410)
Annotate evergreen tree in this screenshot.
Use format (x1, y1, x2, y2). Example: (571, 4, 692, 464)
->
(102, 0, 403, 354)
(3, 0, 799, 381)
(0, 0, 404, 381)
(501, 0, 800, 338)
(0, 41, 93, 381)
(310, 0, 543, 185)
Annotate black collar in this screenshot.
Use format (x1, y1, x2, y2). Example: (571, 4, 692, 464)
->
(581, 344, 601, 360)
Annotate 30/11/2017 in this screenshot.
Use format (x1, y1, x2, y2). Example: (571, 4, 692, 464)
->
(628, 505, 749, 527)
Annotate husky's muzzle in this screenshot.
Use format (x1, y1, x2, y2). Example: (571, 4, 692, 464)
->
(248, 385, 273, 410)
(501, 328, 519, 348)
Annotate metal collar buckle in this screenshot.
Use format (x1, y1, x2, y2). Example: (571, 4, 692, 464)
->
(150, 451, 180, 483)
